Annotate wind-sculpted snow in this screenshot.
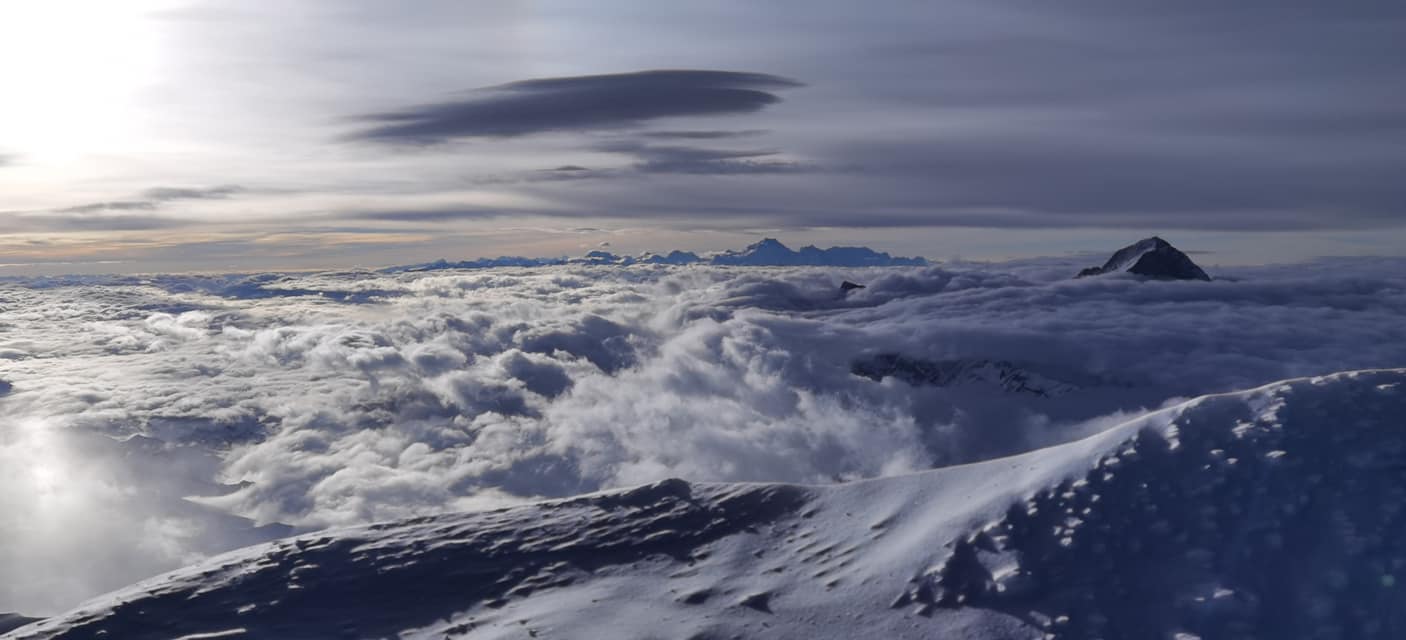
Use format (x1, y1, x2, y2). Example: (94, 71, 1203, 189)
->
(9, 370, 1406, 639)
(2, 256, 1406, 613)
(902, 370, 1406, 638)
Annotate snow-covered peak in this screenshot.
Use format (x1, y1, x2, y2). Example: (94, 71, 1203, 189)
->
(639, 250, 702, 265)
(1077, 236, 1211, 281)
(578, 250, 624, 265)
(12, 369, 1405, 640)
(711, 237, 804, 265)
(749, 238, 789, 252)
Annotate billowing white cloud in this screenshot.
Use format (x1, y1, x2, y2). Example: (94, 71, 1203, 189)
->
(2, 255, 1405, 613)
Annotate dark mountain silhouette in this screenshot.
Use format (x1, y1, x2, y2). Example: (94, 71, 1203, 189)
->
(1076, 237, 1211, 281)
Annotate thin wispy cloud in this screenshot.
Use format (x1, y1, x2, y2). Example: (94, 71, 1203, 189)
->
(638, 129, 767, 140)
(593, 140, 807, 175)
(345, 207, 518, 223)
(139, 185, 245, 202)
(9, 185, 251, 233)
(56, 201, 159, 214)
(56, 185, 244, 214)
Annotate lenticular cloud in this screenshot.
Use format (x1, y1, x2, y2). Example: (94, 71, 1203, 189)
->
(2, 255, 1406, 613)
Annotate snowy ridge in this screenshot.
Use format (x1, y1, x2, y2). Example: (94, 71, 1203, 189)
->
(7, 369, 1406, 639)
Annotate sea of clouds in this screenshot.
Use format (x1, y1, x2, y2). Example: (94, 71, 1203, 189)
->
(3, 254, 1406, 614)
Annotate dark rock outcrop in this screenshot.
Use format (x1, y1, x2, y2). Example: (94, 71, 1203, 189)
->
(852, 354, 1080, 397)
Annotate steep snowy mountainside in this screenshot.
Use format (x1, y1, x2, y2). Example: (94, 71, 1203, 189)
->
(10, 369, 1405, 640)
(1077, 236, 1211, 281)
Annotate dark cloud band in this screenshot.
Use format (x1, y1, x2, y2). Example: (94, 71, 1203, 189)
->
(349, 70, 802, 144)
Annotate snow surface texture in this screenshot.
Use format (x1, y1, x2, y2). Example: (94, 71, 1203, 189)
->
(3, 254, 1406, 613)
(8, 369, 1406, 639)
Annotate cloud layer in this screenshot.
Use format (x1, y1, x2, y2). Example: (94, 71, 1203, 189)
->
(3, 254, 1406, 613)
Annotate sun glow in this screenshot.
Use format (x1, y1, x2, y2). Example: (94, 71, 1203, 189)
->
(0, 1, 175, 163)
(5, 418, 68, 498)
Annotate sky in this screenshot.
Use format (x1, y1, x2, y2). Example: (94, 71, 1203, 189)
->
(2, 0, 1405, 273)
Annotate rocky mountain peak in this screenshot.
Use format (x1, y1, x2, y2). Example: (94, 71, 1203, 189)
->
(1077, 236, 1210, 281)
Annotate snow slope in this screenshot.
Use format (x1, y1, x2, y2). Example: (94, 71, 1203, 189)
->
(8, 368, 1404, 640)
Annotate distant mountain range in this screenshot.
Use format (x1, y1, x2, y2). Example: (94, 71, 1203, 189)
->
(708, 239, 926, 267)
(383, 236, 1220, 277)
(382, 238, 927, 272)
